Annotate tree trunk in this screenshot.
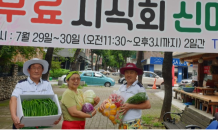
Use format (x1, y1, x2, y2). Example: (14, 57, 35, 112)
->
(136, 51, 143, 84)
(95, 55, 99, 71)
(124, 57, 127, 67)
(159, 52, 173, 121)
(42, 47, 54, 80)
(71, 49, 81, 71)
(104, 61, 107, 70)
(91, 50, 93, 70)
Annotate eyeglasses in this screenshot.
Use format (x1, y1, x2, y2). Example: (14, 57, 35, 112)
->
(30, 67, 43, 71)
(71, 78, 81, 81)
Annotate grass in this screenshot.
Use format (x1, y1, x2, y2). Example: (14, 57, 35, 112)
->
(59, 84, 67, 88)
(170, 110, 181, 121)
(83, 84, 88, 87)
(59, 84, 88, 89)
(153, 122, 162, 127)
(58, 96, 62, 100)
(52, 84, 59, 87)
(141, 115, 164, 129)
(0, 100, 9, 107)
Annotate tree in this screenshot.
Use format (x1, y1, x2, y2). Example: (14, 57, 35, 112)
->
(42, 47, 54, 80)
(0, 46, 43, 74)
(121, 51, 136, 67)
(110, 50, 124, 69)
(159, 52, 173, 121)
(92, 49, 103, 71)
(101, 50, 110, 70)
(50, 60, 61, 73)
(71, 49, 81, 71)
(0, 46, 42, 65)
(136, 51, 144, 84)
(90, 50, 94, 70)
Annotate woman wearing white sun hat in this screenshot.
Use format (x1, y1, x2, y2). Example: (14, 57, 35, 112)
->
(9, 58, 61, 129)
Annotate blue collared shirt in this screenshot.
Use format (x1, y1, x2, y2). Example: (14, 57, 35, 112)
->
(11, 77, 54, 98)
(119, 80, 149, 122)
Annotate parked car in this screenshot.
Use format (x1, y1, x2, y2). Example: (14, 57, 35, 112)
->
(81, 71, 115, 87)
(61, 71, 115, 87)
(142, 71, 164, 88)
(118, 71, 164, 88)
(112, 72, 120, 76)
(118, 77, 126, 84)
(180, 77, 192, 84)
(100, 70, 110, 75)
(86, 68, 92, 71)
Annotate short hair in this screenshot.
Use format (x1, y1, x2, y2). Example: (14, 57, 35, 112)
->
(28, 63, 44, 70)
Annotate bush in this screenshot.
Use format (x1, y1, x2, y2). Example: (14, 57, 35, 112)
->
(58, 96, 62, 100)
(59, 84, 67, 88)
(50, 69, 70, 78)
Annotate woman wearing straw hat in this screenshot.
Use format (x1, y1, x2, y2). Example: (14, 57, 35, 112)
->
(100, 63, 151, 129)
(9, 58, 61, 129)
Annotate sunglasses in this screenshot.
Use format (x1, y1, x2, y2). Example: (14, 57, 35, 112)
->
(70, 78, 81, 81)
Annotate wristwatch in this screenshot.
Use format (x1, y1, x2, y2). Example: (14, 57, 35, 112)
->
(89, 113, 92, 118)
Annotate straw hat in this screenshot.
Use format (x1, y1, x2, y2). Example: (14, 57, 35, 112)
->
(23, 58, 49, 76)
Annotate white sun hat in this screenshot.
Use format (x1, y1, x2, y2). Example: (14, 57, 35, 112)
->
(23, 58, 49, 76)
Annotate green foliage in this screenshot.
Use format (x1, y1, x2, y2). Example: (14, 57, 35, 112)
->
(59, 84, 84, 89)
(52, 84, 58, 87)
(0, 100, 9, 107)
(141, 115, 153, 124)
(15, 61, 24, 67)
(49, 69, 70, 78)
(51, 61, 61, 72)
(58, 96, 62, 100)
(153, 122, 163, 127)
(15, 61, 24, 72)
(0, 46, 43, 66)
(141, 115, 164, 127)
(59, 84, 67, 88)
(78, 85, 83, 89)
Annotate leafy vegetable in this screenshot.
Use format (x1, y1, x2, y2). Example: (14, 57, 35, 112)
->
(83, 90, 96, 105)
(115, 92, 147, 124)
(82, 103, 94, 113)
(185, 84, 192, 88)
(126, 92, 147, 104)
(22, 98, 58, 116)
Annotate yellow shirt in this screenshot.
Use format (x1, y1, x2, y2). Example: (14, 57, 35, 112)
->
(61, 88, 85, 121)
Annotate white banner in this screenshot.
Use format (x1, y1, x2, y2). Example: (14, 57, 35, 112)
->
(0, 0, 218, 53)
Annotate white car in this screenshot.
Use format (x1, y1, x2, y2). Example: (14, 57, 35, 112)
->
(180, 77, 192, 84)
(118, 71, 164, 88)
(142, 71, 164, 88)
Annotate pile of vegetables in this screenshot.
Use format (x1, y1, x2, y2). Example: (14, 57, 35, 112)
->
(185, 84, 193, 87)
(98, 91, 124, 125)
(82, 90, 96, 113)
(22, 98, 58, 116)
(115, 92, 147, 124)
